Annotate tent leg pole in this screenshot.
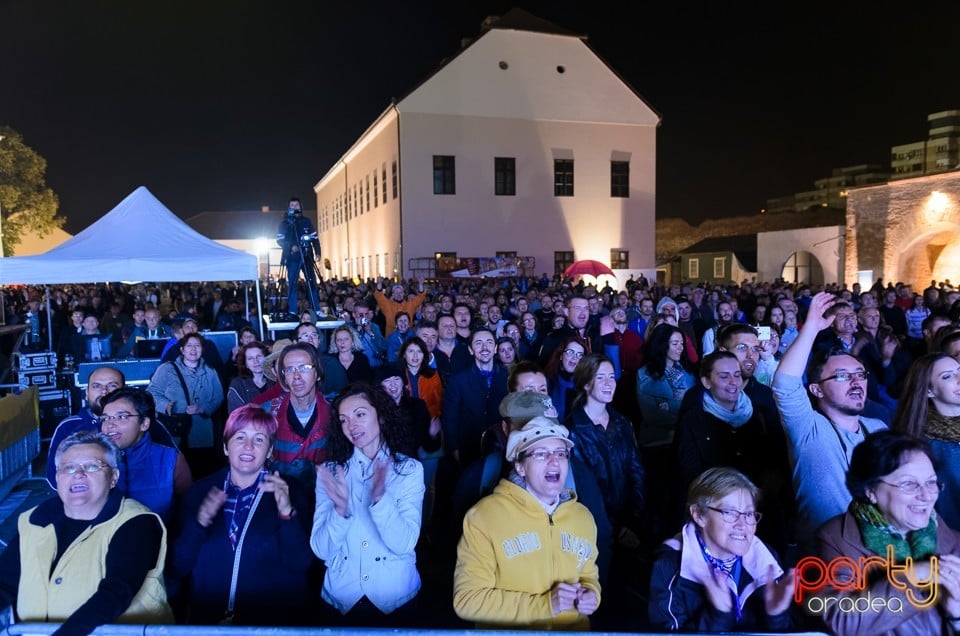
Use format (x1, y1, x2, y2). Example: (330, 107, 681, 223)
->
(255, 278, 264, 340)
(45, 285, 53, 352)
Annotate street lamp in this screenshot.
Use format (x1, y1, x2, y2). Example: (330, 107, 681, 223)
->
(255, 237, 271, 279)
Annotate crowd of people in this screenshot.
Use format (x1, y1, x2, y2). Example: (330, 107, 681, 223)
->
(3, 272, 960, 634)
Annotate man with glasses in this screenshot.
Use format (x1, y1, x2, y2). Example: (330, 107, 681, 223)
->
(46, 366, 126, 489)
(98, 387, 191, 522)
(773, 292, 887, 549)
(717, 324, 779, 410)
(263, 342, 331, 494)
(679, 324, 779, 418)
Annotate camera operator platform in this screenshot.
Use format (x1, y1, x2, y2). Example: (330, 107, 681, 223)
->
(276, 197, 322, 318)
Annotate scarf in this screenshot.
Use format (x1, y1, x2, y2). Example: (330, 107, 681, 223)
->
(664, 362, 688, 399)
(925, 409, 960, 443)
(702, 391, 753, 428)
(850, 499, 938, 562)
(224, 469, 267, 551)
(695, 527, 744, 622)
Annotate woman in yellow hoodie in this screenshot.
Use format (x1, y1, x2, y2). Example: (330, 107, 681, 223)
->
(454, 416, 600, 630)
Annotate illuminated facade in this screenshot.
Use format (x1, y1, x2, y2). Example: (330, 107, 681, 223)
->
(845, 171, 960, 288)
(313, 11, 660, 280)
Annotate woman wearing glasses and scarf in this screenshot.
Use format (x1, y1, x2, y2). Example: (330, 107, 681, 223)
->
(648, 467, 794, 632)
(0, 431, 172, 634)
(813, 430, 960, 635)
(168, 405, 314, 625)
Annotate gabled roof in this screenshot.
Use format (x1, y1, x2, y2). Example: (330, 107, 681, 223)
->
(396, 9, 660, 124)
(479, 8, 582, 38)
(681, 235, 758, 272)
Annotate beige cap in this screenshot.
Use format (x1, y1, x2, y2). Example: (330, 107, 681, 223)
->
(505, 416, 574, 462)
(262, 338, 293, 381)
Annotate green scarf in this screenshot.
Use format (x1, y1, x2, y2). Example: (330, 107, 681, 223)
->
(925, 409, 960, 443)
(850, 499, 938, 562)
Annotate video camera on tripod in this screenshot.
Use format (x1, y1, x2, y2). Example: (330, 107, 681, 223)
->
(274, 205, 323, 319)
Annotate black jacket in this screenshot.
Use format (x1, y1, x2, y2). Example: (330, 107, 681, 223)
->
(276, 214, 319, 265)
(566, 404, 645, 529)
(648, 537, 792, 632)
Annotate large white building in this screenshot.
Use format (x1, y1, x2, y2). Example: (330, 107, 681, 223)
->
(313, 10, 660, 281)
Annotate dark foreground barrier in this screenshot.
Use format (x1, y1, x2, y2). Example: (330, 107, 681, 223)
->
(5, 624, 830, 636)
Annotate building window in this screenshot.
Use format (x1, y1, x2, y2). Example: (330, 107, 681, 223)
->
(391, 161, 398, 199)
(381, 163, 388, 204)
(554, 250, 575, 275)
(611, 161, 629, 197)
(496, 251, 517, 258)
(554, 159, 574, 196)
(373, 173, 378, 208)
(713, 257, 725, 279)
(495, 157, 516, 196)
(433, 155, 456, 195)
(610, 249, 629, 269)
(366, 175, 371, 211)
(688, 258, 699, 279)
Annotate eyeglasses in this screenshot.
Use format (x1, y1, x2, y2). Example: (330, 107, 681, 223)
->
(563, 349, 584, 359)
(733, 344, 763, 354)
(281, 364, 316, 376)
(57, 460, 113, 475)
(298, 333, 319, 342)
(98, 412, 136, 424)
(522, 448, 570, 462)
(707, 506, 762, 525)
(878, 479, 944, 495)
(819, 370, 869, 383)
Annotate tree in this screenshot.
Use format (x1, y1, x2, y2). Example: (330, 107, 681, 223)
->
(0, 125, 65, 257)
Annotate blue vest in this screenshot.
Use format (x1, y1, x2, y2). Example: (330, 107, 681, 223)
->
(117, 434, 178, 523)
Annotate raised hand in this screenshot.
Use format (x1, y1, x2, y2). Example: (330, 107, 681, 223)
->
(197, 486, 227, 527)
(599, 315, 615, 336)
(764, 565, 794, 616)
(701, 568, 734, 614)
(259, 471, 292, 517)
(317, 463, 350, 517)
(803, 292, 839, 333)
(938, 554, 960, 618)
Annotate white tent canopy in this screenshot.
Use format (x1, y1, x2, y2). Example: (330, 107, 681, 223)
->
(0, 186, 258, 284)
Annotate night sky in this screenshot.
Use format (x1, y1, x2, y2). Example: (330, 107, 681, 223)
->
(2, 1, 958, 234)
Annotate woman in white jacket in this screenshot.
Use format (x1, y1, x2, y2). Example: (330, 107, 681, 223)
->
(310, 382, 424, 625)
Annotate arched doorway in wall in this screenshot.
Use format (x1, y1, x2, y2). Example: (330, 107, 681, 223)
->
(898, 228, 960, 289)
(780, 251, 824, 285)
